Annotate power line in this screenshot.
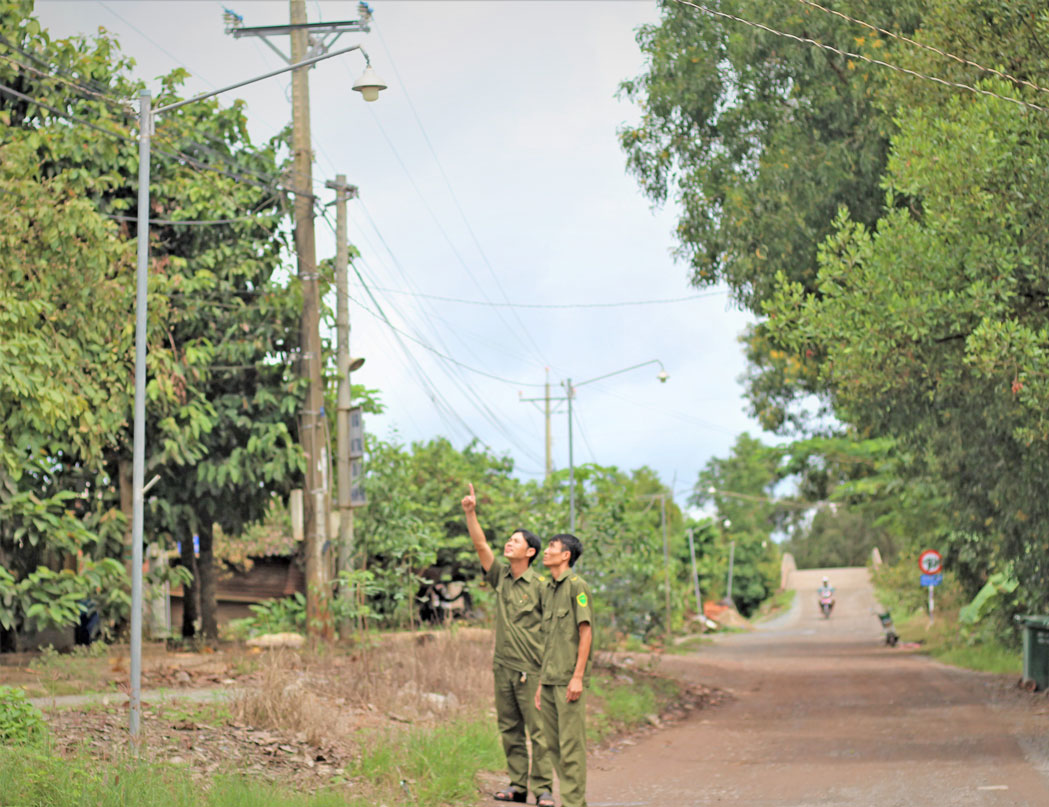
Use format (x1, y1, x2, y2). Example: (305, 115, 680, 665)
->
(361, 286, 728, 310)
(0, 77, 308, 201)
(0, 80, 133, 140)
(371, 21, 552, 368)
(672, 0, 1049, 114)
(346, 289, 545, 388)
(349, 61, 551, 372)
(316, 203, 547, 463)
(0, 49, 130, 109)
(316, 204, 530, 452)
(107, 212, 273, 226)
(572, 400, 599, 465)
(794, 0, 1049, 98)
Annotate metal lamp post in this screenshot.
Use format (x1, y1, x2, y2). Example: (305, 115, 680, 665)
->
(128, 44, 385, 748)
(563, 359, 668, 531)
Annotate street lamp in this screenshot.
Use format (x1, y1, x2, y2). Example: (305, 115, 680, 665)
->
(128, 43, 384, 748)
(563, 359, 668, 531)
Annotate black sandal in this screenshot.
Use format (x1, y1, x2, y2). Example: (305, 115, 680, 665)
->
(536, 792, 555, 807)
(493, 788, 527, 803)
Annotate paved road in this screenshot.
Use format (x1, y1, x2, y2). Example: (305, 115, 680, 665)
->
(586, 567, 1049, 807)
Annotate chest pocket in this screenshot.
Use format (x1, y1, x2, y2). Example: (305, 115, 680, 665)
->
(504, 587, 538, 621)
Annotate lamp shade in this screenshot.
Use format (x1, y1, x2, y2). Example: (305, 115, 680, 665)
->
(352, 66, 387, 102)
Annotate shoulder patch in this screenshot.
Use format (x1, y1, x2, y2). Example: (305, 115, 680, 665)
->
(570, 576, 578, 581)
(577, 592, 588, 607)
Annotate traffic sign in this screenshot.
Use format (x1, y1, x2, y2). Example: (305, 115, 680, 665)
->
(918, 549, 943, 575)
(920, 573, 943, 587)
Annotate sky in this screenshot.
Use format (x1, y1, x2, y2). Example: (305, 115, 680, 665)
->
(34, 0, 770, 503)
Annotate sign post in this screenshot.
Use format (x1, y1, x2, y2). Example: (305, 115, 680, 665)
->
(919, 549, 943, 623)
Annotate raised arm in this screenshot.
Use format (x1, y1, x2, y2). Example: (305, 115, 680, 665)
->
(461, 483, 495, 571)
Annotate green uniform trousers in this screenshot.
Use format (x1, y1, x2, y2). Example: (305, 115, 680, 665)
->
(539, 684, 587, 807)
(494, 663, 553, 797)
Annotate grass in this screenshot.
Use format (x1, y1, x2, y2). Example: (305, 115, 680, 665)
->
(752, 589, 796, 623)
(348, 715, 503, 805)
(586, 669, 682, 744)
(0, 715, 503, 807)
(667, 634, 715, 654)
(0, 747, 357, 807)
(895, 608, 1021, 676)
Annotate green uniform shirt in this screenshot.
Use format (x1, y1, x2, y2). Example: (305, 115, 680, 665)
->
(540, 571, 593, 686)
(485, 556, 546, 674)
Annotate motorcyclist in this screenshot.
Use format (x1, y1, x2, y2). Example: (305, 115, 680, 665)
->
(817, 576, 836, 616)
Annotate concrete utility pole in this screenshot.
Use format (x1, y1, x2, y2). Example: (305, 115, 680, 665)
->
(325, 174, 363, 628)
(226, 1, 378, 640)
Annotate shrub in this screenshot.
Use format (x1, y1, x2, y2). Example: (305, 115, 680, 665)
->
(0, 685, 46, 744)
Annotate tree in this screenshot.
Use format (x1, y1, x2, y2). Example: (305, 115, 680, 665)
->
(766, 68, 1049, 610)
(1, 1, 306, 641)
(691, 434, 782, 615)
(619, 0, 923, 431)
(0, 2, 141, 645)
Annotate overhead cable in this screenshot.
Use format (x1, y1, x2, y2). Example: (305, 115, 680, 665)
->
(363, 286, 729, 309)
(672, 0, 1049, 114)
(372, 22, 552, 368)
(795, 0, 1049, 98)
(0, 50, 130, 108)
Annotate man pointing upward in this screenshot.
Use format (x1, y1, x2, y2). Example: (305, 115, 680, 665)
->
(462, 483, 554, 806)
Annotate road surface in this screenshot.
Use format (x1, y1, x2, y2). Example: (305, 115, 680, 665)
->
(583, 567, 1049, 807)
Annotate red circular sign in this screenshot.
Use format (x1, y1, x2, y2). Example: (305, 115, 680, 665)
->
(918, 549, 943, 575)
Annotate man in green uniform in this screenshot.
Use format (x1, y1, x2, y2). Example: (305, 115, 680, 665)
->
(534, 533, 592, 807)
(462, 484, 554, 806)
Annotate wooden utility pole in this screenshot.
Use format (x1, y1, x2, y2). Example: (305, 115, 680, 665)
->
(520, 368, 559, 481)
(289, 0, 331, 639)
(224, 2, 375, 640)
(326, 173, 360, 634)
(544, 369, 552, 479)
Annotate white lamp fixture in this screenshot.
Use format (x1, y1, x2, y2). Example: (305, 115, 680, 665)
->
(352, 66, 387, 102)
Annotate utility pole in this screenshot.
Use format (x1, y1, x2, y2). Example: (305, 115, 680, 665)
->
(544, 369, 552, 479)
(326, 173, 364, 633)
(225, 1, 375, 641)
(687, 528, 704, 631)
(659, 493, 671, 638)
(518, 368, 558, 481)
(289, 0, 330, 640)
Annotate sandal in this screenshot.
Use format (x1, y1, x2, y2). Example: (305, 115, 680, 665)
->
(536, 792, 555, 807)
(493, 788, 527, 803)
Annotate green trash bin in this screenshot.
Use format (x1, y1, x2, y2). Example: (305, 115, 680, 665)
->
(1014, 615, 1049, 691)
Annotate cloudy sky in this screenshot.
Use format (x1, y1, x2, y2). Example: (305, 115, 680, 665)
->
(35, 0, 768, 500)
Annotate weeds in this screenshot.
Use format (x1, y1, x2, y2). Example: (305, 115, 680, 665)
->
(232, 632, 493, 747)
(895, 609, 1021, 675)
(0, 685, 46, 745)
(0, 748, 357, 807)
(586, 669, 682, 744)
(348, 716, 502, 806)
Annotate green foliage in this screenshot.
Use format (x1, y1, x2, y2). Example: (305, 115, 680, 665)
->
(691, 434, 781, 615)
(0, 747, 357, 807)
(349, 716, 503, 806)
(231, 571, 377, 638)
(766, 75, 1049, 611)
(0, 685, 45, 745)
(0, 1, 306, 641)
(619, 0, 923, 431)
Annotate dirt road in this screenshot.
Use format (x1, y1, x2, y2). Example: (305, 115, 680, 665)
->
(583, 567, 1049, 807)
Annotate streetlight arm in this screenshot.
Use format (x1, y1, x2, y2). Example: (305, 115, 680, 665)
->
(573, 359, 667, 390)
(153, 44, 369, 116)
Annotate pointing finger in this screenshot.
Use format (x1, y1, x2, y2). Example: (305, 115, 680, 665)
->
(468, 483, 475, 498)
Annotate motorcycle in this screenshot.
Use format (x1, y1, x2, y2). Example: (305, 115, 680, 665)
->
(818, 591, 835, 618)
